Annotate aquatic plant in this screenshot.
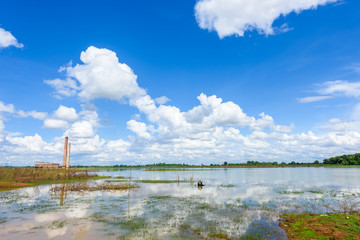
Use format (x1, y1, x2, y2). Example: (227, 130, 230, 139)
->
(51, 182, 139, 192)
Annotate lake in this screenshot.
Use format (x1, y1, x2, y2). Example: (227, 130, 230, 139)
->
(1, 167, 360, 239)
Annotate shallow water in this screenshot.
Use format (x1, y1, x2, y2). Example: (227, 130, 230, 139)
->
(1, 167, 360, 239)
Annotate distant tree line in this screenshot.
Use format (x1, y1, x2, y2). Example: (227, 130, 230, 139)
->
(322, 153, 360, 165)
(68, 153, 360, 168)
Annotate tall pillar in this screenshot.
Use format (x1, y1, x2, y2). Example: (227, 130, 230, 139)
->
(66, 143, 71, 169)
(62, 136, 68, 169)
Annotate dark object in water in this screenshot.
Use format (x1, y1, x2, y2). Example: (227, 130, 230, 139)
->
(197, 180, 204, 187)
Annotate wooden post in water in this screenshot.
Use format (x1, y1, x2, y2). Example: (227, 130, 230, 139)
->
(60, 184, 64, 206)
(62, 136, 68, 169)
(66, 143, 71, 169)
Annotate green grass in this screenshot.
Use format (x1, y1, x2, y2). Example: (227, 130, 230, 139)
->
(51, 182, 139, 192)
(307, 189, 324, 194)
(149, 195, 172, 200)
(280, 213, 360, 239)
(0, 167, 106, 191)
(277, 190, 305, 194)
(220, 184, 236, 188)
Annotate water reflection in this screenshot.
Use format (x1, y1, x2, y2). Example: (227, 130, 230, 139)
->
(0, 167, 359, 239)
(59, 184, 68, 206)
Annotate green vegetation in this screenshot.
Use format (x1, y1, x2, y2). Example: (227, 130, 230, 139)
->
(322, 153, 360, 165)
(307, 189, 324, 194)
(51, 182, 139, 192)
(280, 213, 360, 239)
(0, 167, 100, 191)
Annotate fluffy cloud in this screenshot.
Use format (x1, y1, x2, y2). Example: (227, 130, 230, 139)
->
(46, 46, 146, 101)
(0, 27, 23, 49)
(43, 119, 69, 129)
(65, 105, 99, 138)
(127, 120, 151, 139)
(194, 0, 338, 38)
(54, 105, 78, 121)
(42, 105, 78, 130)
(155, 96, 170, 105)
(17, 110, 48, 120)
(0, 101, 15, 113)
(44, 78, 79, 98)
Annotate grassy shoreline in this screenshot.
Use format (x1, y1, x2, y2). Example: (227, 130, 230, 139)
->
(280, 213, 360, 239)
(0, 167, 106, 191)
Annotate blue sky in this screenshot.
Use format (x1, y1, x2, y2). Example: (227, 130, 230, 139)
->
(1, 0, 360, 166)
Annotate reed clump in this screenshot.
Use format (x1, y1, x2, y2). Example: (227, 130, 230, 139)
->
(51, 182, 139, 192)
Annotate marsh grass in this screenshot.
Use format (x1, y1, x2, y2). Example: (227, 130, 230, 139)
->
(0, 167, 98, 183)
(0, 167, 103, 190)
(51, 182, 139, 192)
(307, 189, 324, 194)
(277, 190, 305, 194)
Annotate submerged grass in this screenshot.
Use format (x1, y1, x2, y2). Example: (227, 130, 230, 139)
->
(277, 190, 305, 194)
(51, 182, 139, 192)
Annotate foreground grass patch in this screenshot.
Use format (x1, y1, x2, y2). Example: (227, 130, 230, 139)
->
(280, 213, 360, 240)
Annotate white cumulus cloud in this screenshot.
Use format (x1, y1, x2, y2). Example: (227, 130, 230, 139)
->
(17, 110, 48, 120)
(0, 27, 23, 49)
(65, 106, 99, 138)
(46, 46, 146, 101)
(54, 105, 78, 121)
(0, 101, 15, 113)
(43, 119, 69, 129)
(194, 0, 338, 38)
(155, 96, 170, 105)
(127, 120, 151, 139)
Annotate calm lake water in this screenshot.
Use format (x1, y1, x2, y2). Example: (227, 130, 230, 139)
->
(1, 167, 360, 239)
